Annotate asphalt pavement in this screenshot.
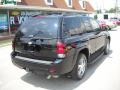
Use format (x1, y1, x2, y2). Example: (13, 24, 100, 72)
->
(0, 27, 120, 90)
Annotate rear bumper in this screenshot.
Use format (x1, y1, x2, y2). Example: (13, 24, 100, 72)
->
(11, 52, 73, 75)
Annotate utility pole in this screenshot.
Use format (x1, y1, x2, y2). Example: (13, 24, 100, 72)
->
(101, 0, 105, 13)
(115, 0, 118, 17)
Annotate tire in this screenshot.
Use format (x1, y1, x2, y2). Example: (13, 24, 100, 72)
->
(107, 26, 111, 30)
(104, 39, 110, 55)
(71, 53, 87, 80)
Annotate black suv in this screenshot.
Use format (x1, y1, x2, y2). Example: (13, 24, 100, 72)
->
(11, 15, 110, 80)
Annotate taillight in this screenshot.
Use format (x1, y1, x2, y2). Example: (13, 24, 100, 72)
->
(12, 40, 15, 50)
(56, 41, 66, 58)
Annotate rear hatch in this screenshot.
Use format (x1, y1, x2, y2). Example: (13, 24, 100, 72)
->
(14, 16, 61, 61)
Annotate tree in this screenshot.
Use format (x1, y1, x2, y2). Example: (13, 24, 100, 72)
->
(96, 9, 102, 14)
(94, 15, 98, 19)
(109, 8, 116, 13)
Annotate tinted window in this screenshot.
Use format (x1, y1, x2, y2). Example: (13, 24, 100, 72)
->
(82, 17, 92, 32)
(18, 17, 59, 38)
(63, 17, 84, 37)
(90, 19, 100, 31)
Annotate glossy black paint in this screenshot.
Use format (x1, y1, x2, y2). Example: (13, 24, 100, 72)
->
(11, 15, 110, 76)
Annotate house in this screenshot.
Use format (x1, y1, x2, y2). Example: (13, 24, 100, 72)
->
(0, 0, 94, 40)
(16, 0, 94, 12)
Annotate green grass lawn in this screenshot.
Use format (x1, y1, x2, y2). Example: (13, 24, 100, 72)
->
(0, 39, 12, 47)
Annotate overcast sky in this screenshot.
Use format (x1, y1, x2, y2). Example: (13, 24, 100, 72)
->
(89, 0, 120, 10)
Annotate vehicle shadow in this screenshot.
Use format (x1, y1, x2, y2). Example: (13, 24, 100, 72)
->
(21, 50, 113, 90)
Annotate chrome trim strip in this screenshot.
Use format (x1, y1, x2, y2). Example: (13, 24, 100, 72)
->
(15, 56, 53, 65)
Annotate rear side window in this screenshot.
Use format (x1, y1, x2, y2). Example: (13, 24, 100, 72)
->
(82, 17, 93, 32)
(63, 17, 85, 38)
(18, 17, 59, 38)
(90, 19, 100, 31)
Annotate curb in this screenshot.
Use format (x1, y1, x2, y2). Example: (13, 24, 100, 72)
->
(0, 43, 11, 47)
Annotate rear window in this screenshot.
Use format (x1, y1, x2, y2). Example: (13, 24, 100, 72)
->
(18, 17, 60, 38)
(82, 17, 93, 32)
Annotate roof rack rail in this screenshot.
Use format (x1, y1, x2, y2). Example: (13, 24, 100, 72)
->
(31, 11, 88, 17)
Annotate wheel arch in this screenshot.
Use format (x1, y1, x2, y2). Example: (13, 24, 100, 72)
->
(79, 48, 89, 60)
(71, 48, 89, 80)
(74, 47, 90, 66)
(107, 36, 111, 42)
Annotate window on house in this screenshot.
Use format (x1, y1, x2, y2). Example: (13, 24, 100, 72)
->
(47, 0, 52, 3)
(45, 0, 53, 5)
(68, 0, 72, 6)
(79, 0, 86, 9)
(65, 0, 72, 8)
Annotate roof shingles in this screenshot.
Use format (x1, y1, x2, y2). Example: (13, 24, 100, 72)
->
(17, 0, 94, 12)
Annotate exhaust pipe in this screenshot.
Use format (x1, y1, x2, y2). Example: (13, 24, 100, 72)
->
(52, 75, 59, 78)
(46, 75, 59, 79)
(46, 75, 52, 79)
